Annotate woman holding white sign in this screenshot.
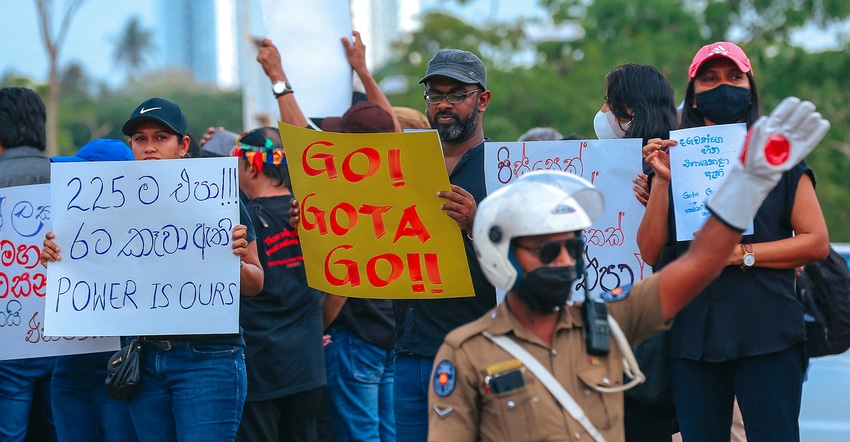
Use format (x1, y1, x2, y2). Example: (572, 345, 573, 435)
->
(638, 42, 829, 441)
(41, 97, 264, 442)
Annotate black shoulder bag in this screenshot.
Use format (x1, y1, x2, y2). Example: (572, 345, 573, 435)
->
(105, 338, 144, 401)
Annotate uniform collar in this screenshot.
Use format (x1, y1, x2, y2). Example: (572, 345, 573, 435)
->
(485, 298, 584, 345)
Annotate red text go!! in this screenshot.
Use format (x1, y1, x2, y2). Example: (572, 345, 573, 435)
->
(300, 141, 444, 294)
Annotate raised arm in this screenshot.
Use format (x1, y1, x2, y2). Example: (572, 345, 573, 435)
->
(257, 38, 310, 128)
(343, 31, 401, 132)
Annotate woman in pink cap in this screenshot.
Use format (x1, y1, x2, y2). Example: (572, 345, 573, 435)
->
(638, 41, 829, 441)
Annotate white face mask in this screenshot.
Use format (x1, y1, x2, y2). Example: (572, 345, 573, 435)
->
(593, 110, 630, 139)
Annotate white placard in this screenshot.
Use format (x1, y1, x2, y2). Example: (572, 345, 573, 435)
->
(669, 124, 753, 241)
(0, 184, 119, 360)
(259, 0, 353, 119)
(45, 158, 241, 336)
(485, 139, 650, 300)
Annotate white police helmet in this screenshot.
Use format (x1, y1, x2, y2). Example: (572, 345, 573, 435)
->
(473, 171, 605, 291)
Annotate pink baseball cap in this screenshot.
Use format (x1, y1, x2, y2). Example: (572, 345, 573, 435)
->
(688, 41, 752, 79)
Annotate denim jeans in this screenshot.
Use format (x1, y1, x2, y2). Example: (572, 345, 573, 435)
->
(127, 344, 247, 442)
(325, 328, 394, 442)
(392, 354, 433, 442)
(0, 357, 56, 442)
(52, 384, 138, 442)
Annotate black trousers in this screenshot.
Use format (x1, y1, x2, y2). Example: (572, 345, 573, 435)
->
(237, 387, 323, 442)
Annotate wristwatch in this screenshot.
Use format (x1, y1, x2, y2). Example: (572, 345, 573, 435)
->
(271, 80, 293, 98)
(741, 244, 755, 269)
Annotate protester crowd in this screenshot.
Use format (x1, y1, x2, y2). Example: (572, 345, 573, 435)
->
(0, 27, 832, 442)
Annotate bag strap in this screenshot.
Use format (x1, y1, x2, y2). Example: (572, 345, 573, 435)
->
(596, 315, 645, 393)
(482, 331, 607, 442)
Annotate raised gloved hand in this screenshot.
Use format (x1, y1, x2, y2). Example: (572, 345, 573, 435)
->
(706, 97, 830, 231)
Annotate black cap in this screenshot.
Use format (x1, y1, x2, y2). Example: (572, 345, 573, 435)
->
(419, 49, 487, 90)
(122, 97, 188, 137)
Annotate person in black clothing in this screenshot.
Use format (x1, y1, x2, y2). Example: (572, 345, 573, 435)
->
(233, 127, 326, 442)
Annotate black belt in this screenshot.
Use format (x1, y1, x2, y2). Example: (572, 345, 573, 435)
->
(138, 338, 196, 351)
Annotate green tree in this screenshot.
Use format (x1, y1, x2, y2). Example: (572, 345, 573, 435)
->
(113, 16, 154, 78)
(383, 0, 850, 239)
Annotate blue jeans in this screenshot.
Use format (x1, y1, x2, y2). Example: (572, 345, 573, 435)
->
(325, 328, 394, 442)
(127, 344, 247, 442)
(52, 383, 138, 442)
(392, 354, 433, 442)
(0, 357, 56, 442)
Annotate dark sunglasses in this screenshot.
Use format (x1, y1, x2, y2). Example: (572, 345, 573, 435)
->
(515, 237, 584, 264)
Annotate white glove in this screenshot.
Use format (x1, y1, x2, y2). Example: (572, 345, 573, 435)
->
(706, 97, 830, 231)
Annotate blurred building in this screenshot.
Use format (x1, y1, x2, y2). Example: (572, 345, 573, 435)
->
(156, 0, 219, 84)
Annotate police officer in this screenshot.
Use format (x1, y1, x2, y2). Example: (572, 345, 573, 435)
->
(427, 96, 830, 442)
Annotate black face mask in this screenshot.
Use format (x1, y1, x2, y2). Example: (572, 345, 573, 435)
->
(515, 266, 578, 313)
(694, 83, 751, 125)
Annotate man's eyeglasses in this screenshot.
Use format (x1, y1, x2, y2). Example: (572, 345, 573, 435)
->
(515, 237, 584, 264)
(423, 90, 480, 105)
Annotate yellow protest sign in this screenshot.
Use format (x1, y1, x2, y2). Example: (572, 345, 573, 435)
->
(279, 122, 474, 299)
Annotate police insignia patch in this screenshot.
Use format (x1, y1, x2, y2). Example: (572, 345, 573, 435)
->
(601, 284, 632, 302)
(433, 360, 456, 397)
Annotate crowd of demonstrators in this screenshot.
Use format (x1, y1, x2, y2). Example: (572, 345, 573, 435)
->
(426, 91, 828, 441)
(48, 139, 139, 442)
(0, 86, 58, 442)
(230, 127, 327, 442)
(638, 42, 830, 441)
(1, 35, 835, 442)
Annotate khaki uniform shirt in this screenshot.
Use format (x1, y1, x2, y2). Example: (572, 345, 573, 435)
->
(428, 274, 666, 442)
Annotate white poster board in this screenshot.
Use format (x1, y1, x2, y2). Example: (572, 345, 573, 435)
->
(669, 123, 752, 241)
(0, 184, 118, 360)
(45, 158, 241, 337)
(484, 139, 649, 300)
(259, 0, 353, 119)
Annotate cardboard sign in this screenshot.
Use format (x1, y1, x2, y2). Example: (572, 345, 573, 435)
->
(484, 139, 649, 299)
(260, 0, 353, 119)
(45, 158, 242, 336)
(280, 122, 474, 299)
(0, 184, 118, 360)
(669, 124, 752, 241)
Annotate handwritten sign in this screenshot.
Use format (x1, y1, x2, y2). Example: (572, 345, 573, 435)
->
(45, 158, 242, 336)
(484, 139, 649, 299)
(0, 184, 118, 360)
(280, 122, 474, 299)
(260, 0, 353, 119)
(669, 124, 752, 241)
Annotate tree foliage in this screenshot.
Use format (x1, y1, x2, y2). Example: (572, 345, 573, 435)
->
(383, 0, 850, 240)
(113, 16, 154, 77)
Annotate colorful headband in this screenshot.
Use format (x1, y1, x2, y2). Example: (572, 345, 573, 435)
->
(231, 132, 286, 171)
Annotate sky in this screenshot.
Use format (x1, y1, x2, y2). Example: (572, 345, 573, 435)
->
(0, 0, 841, 87)
(1, 0, 157, 85)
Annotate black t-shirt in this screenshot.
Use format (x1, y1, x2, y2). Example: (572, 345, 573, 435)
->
(332, 298, 395, 350)
(240, 194, 325, 401)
